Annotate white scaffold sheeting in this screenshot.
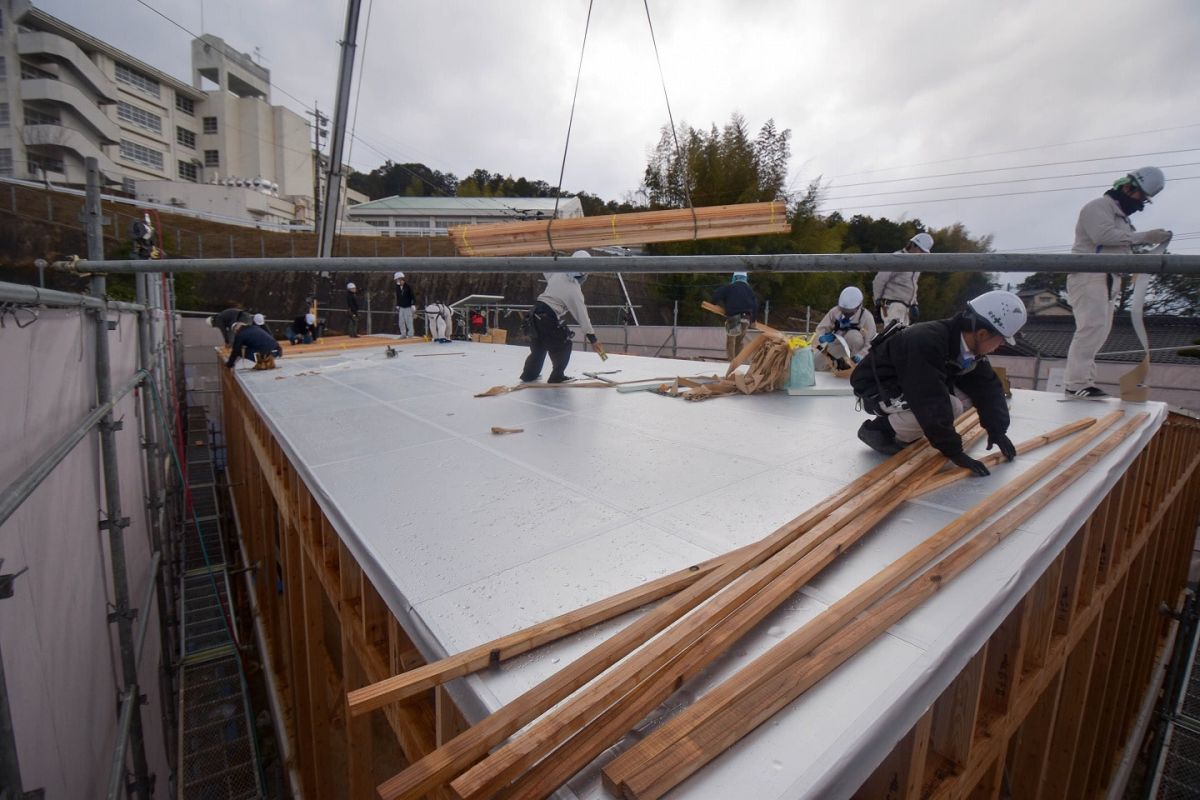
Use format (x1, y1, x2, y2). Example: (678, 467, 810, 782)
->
(233, 339, 1165, 800)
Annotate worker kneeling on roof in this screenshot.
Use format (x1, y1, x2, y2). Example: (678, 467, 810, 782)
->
(225, 321, 282, 370)
(815, 286, 876, 371)
(850, 290, 1027, 476)
(520, 251, 597, 384)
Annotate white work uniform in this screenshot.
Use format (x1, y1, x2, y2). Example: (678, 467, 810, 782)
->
(873, 257, 920, 326)
(397, 306, 415, 338)
(1064, 194, 1148, 391)
(814, 305, 876, 369)
(425, 303, 453, 340)
(537, 273, 595, 335)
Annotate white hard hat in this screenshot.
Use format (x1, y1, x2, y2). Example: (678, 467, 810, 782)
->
(346, 282, 356, 290)
(206, 315, 215, 327)
(1128, 166, 1165, 199)
(253, 313, 265, 326)
(305, 313, 315, 325)
(909, 232, 934, 252)
(571, 250, 591, 258)
(732, 272, 749, 282)
(967, 290, 1026, 345)
(838, 286, 863, 312)
(394, 271, 405, 280)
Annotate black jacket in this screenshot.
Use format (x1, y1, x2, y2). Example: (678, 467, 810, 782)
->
(712, 281, 758, 319)
(226, 324, 281, 367)
(395, 283, 415, 308)
(347, 292, 359, 315)
(215, 307, 251, 332)
(291, 316, 318, 338)
(850, 315, 1009, 457)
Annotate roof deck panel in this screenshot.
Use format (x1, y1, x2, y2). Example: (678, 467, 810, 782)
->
(230, 338, 1169, 799)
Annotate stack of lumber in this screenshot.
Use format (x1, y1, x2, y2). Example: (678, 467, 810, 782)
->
(448, 201, 789, 256)
(677, 331, 792, 400)
(357, 410, 1136, 800)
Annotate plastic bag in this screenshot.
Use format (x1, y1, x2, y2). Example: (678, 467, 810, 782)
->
(787, 345, 815, 389)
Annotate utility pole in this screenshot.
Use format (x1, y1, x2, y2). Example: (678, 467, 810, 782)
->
(316, 0, 364, 258)
(306, 102, 329, 227)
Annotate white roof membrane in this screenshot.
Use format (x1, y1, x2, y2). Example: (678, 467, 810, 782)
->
(232, 340, 1165, 799)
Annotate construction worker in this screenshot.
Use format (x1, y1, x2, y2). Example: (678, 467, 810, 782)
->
(519, 251, 597, 384)
(394, 272, 416, 337)
(712, 272, 758, 360)
(207, 307, 252, 345)
(850, 290, 1027, 476)
(346, 282, 360, 338)
(873, 232, 933, 326)
(251, 312, 275, 340)
(1064, 166, 1171, 398)
(225, 321, 282, 370)
(286, 313, 319, 345)
(425, 302, 454, 343)
(815, 286, 876, 371)
(129, 212, 158, 259)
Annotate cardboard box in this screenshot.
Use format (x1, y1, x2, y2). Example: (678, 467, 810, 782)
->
(471, 330, 507, 344)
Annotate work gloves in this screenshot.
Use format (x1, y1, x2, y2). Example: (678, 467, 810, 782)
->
(949, 451, 990, 477)
(852, 355, 862, 364)
(818, 333, 835, 344)
(585, 333, 598, 344)
(986, 432, 1017, 461)
(1137, 228, 1172, 244)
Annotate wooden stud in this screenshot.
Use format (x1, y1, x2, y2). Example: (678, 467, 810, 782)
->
(1036, 615, 1100, 799)
(977, 598, 1027, 738)
(1005, 668, 1063, 800)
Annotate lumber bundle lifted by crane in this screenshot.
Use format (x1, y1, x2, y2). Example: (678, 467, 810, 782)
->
(448, 201, 789, 256)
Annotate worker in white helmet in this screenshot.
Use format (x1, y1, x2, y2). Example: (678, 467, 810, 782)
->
(345, 281, 360, 338)
(286, 312, 319, 345)
(711, 272, 759, 360)
(519, 251, 597, 383)
(851, 290, 1027, 476)
(814, 285, 876, 371)
(394, 272, 416, 338)
(424, 301, 454, 343)
(873, 232, 933, 327)
(1065, 167, 1172, 398)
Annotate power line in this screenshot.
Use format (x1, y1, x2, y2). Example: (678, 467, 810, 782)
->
(817, 174, 1200, 212)
(822, 161, 1200, 203)
(827, 148, 1200, 190)
(828, 122, 1200, 179)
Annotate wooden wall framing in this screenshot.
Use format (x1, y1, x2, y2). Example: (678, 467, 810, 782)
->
(222, 361, 1200, 800)
(854, 413, 1200, 800)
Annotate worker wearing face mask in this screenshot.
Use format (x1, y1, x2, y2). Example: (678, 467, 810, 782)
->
(1065, 166, 1171, 398)
(815, 286, 876, 371)
(520, 251, 597, 384)
(851, 290, 1027, 476)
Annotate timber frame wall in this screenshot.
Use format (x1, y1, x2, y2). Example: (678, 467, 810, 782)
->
(222, 358, 1200, 800)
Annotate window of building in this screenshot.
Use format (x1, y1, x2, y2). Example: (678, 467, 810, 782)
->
(175, 94, 194, 115)
(176, 126, 195, 149)
(23, 106, 60, 126)
(114, 63, 160, 97)
(20, 61, 56, 81)
(202, 116, 218, 134)
(0, 103, 8, 126)
(204, 149, 219, 167)
(434, 217, 466, 229)
(29, 155, 64, 174)
(119, 139, 163, 170)
(364, 219, 389, 228)
(178, 161, 198, 182)
(117, 101, 162, 134)
(0, 149, 12, 177)
(393, 218, 431, 228)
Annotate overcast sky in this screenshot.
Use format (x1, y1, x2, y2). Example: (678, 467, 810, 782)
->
(42, 0, 1200, 255)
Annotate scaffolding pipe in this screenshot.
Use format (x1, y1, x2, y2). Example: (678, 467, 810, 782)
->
(0, 369, 144, 528)
(0, 280, 145, 312)
(106, 691, 137, 800)
(59, 252, 1200, 275)
(86, 157, 153, 800)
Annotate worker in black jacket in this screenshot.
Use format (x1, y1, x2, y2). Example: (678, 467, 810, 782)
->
(850, 290, 1027, 476)
(207, 307, 252, 345)
(712, 272, 759, 360)
(394, 272, 416, 337)
(286, 313, 319, 344)
(346, 281, 360, 337)
(225, 322, 282, 369)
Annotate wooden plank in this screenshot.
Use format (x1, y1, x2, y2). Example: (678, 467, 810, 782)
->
(301, 530, 337, 799)
(977, 598, 1027, 738)
(610, 416, 1142, 800)
(1005, 669, 1063, 800)
(378, 423, 964, 800)
(928, 647, 987, 782)
(1037, 613, 1100, 799)
(1019, 555, 1065, 680)
(853, 709, 932, 800)
(342, 630, 374, 800)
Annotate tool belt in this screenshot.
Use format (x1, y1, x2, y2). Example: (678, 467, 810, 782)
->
(857, 387, 908, 416)
(724, 313, 751, 337)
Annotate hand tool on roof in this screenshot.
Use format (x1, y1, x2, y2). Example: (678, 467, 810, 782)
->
(582, 370, 621, 385)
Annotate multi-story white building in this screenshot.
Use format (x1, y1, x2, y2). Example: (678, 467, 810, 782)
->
(0, 0, 324, 224)
(346, 195, 585, 236)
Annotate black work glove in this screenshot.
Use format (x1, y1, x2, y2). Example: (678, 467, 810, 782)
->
(585, 333, 598, 344)
(987, 432, 1017, 462)
(949, 451, 990, 477)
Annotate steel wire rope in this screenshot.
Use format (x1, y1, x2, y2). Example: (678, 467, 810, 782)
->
(643, 0, 697, 238)
(546, 0, 596, 256)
